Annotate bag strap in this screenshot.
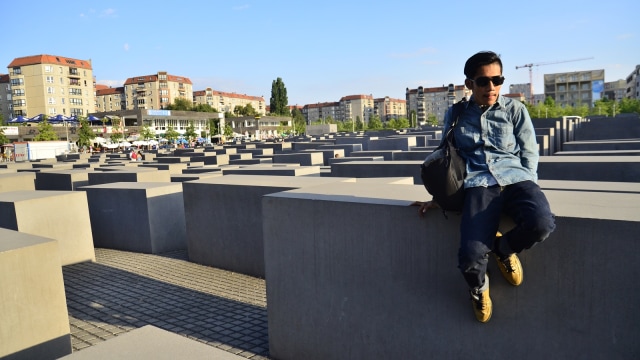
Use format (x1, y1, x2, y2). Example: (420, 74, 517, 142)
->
(441, 99, 467, 146)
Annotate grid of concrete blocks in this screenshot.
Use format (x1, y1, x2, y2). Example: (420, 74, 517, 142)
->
(1, 114, 639, 359)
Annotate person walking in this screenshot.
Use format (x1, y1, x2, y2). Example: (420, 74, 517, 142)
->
(418, 51, 555, 323)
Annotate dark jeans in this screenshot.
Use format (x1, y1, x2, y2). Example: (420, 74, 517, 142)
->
(458, 180, 556, 291)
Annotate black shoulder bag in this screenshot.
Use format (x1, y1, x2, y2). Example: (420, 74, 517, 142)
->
(420, 101, 467, 213)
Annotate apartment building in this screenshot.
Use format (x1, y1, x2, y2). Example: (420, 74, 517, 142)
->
(543, 69, 605, 108)
(339, 95, 374, 124)
(123, 71, 193, 111)
(406, 84, 469, 125)
(508, 83, 535, 104)
(5, 54, 95, 119)
(373, 96, 407, 122)
(95, 85, 125, 113)
(193, 88, 266, 115)
(0, 74, 10, 122)
(303, 101, 340, 124)
(603, 79, 627, 101)
(626, 65, 640, 100)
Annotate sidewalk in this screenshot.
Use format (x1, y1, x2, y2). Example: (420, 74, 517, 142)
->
(63, 248, 269, 359)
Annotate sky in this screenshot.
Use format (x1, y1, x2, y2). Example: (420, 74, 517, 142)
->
(3, 0, 638, 106)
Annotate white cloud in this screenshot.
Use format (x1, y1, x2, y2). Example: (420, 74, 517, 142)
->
(232, 4, 250, 11)
(100, 8, 117, 18)
(123, 43, 130, 51)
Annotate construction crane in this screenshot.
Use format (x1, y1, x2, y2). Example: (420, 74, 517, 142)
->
(515, 57, 594, 104)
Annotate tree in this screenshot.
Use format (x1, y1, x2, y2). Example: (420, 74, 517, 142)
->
(164, 126, 179, 143)
(0, 127, 8, 145)
(367, 115, 383, 130)
(166, 98, 192, 111)
(223, 124, 233, 138)
(109, 117, 124, 143)
(244, 103, 257, 116)
(184, 121, 198, 141)
(233, 105, 244, 117)
(355, 116, 364, 131)
(76, 118, 96, 148)
(140, 125, 155, 140)
(34, 118, 58, 141)
(269, 77, 289, 116)
(291, 108, 306, 135)
(426, 114, 439, 126)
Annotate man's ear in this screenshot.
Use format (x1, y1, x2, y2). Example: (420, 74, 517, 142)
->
(464, 79, 473, 89)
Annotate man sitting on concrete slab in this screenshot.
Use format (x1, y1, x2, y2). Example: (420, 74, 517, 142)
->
(416, 51, 556, 323)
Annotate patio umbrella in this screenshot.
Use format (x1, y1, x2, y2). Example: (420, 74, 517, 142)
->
(8, 115, 29, 123)
(28, 114, 45, 122)
(87, 115, 101, 122)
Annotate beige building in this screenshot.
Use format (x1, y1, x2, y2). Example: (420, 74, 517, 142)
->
(5, 54, 95, 119)
(373, 96, 407, 122)
(603, 79, 627, 101)
(122, 71, 193, 111)
(193, 88, 266, 115)
(95, 85, 125, 113)
(303, 101, 340, 123)
(406, 84, 470, 125)
(543, 69, 605, 108)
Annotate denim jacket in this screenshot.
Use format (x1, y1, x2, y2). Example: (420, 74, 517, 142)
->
(442, 95, 539, 188)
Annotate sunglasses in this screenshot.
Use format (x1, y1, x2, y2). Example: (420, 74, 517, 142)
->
(470, 76, 505, 87)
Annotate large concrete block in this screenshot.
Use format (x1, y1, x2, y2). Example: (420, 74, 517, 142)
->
(0, 172, 36, 192)
(0, 190, 95, 265)
(182, 175, 355, 278)
(88, 168, 171, 185)
(262, 183, 640, 360)
(82, 182, 186, 254)
(368, 136, 416, 151)
(272, 152, 324, 166)
(139, 163, 189, 175)
(58, 325, 243, 360)
(330, 160, 423, 184)
(0, 229, 72, 359)
(351, 150, 400, 161)
(318, 143, 363, 156)
(221, 165, 321, 176)
(35, 169, 92, 190)
(538, 156, 640, 182)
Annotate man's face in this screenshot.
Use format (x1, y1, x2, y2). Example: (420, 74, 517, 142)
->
(465, 62, 503, 106)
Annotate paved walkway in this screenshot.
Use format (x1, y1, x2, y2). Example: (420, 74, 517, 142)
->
(62, 248, 270, 359)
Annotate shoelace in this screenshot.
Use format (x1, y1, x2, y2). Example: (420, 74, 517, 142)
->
(501, 257, 516, 273)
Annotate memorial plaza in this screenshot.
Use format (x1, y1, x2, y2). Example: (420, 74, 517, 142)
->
(0, 114, 639, 359)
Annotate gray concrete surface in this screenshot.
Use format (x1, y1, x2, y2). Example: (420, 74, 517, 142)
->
(0, 228, 72, 359)
(82, 182, 186, 254)
(262, 182, 640, 360)
(0, 190, 95, 266)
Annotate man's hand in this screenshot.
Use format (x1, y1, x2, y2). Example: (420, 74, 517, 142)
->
(411, 200, 440, 217)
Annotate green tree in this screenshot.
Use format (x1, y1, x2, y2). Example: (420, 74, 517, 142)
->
(0, 127, 9, 145)
(269, 77, 289, 116)
(164, 126, 180, 143)
(166, 98, 192, 111)
(367, 115, 383, 130)
(338, 119, 354, 132)
(223, 124, 233, 138)
(76, 118, 95, 148)
(291, 108, 306, 135)
(184, 121, 198, 141)
(140, 125, 155, 140)
(109, 117, 124, 143)
(34, 118, 58, 141)
(233, 105, 244, 117)
(192, 103, 216, 112)
(619, 98, 640, 114)
(426, 114, 439, 126)
(244, 103, 257, 116)
(355, 116, 364, 131)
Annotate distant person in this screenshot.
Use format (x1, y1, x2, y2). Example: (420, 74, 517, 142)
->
(137, 150, 143, 161)
(416, 51, 555, 323)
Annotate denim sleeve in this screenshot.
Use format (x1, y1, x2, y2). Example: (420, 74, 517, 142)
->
(512, 103, 539, 179)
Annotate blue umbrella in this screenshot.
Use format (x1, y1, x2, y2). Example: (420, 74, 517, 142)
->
(87, 115, 101, 122)
(48, 115, 70, 123)
(28, 114, 44, 122)
(9, 115, 29, 123)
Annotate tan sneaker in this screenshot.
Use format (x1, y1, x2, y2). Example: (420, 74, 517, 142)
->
(494, 253, 523, 286)
(470, 287, 492, 323)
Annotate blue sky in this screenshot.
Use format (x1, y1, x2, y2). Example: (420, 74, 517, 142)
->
(3, 0, 638, 106)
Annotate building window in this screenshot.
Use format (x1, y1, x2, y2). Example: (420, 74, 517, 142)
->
(11, 78, 24, 86)
(45, 65, 52, 73)
(48, 97, 56, 104)
(47, 87, 54, 94)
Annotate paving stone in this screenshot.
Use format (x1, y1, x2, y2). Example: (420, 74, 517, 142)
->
(63, 248, 269, 358)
